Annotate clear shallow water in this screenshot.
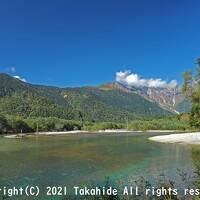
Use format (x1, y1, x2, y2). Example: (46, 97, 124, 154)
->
(0, 132, 196, 199)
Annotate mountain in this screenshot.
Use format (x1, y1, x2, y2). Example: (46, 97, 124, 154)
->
(0, 73, 173, 122)
(100, 82, 190, 113)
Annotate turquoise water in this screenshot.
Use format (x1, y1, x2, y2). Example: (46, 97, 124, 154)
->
(0, 132, 195, 199)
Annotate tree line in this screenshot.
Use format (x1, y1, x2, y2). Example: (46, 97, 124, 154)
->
(0, 114, 191, 134)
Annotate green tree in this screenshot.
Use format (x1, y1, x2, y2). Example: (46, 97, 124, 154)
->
(0, 115, 9, 133)
(182, 71, 192, 97)
(182, 70, 192, 112)
(185, 58, 200, 128)
(12, 119, 33, 133)
(195, 58, 200, 84)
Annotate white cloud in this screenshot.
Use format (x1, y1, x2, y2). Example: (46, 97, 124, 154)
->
(116, 70, 177, 89)
(13, 75, 27, 82)
(0, 66, 16, 73)
(10, 67, 16, 73)
(4, 66, 16, 73)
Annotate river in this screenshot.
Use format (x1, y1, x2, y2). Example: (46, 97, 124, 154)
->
(0, 132, 196, 199)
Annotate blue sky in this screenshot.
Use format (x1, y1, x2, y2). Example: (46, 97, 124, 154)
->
(0, 0, 200, 87)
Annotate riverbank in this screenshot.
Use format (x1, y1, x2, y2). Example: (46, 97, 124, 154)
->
(149, 132, 200, 144)
(34, 130, 89, 135)
(2, 129, 130, 138)
(2, 130, 89, 138)
(2, 129, 185, 139)
(4, 134, 27, 139)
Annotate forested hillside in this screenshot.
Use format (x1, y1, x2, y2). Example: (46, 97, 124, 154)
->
(0, 73, 171, 123)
